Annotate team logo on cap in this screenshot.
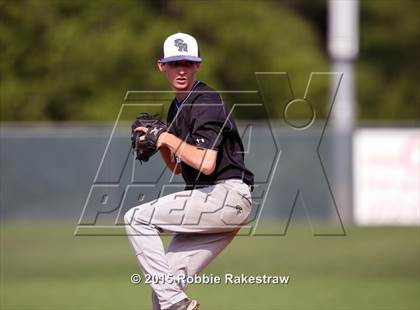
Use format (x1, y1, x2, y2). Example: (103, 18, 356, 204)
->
(174, 39, 188, 52)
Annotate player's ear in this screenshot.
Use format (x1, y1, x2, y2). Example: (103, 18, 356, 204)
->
(157, 61, 165, 72)
(195, 62, 201, 71)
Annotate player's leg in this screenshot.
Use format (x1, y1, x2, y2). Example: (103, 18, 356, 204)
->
(151, 231, 238, 310)
(125, 180, 251, 309)
(125, 204, 188, 309)
(167, 231, 238, 288)
(148, 180, 252, 234)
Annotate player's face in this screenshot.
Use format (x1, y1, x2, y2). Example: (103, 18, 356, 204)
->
(158, 60, 200, 91)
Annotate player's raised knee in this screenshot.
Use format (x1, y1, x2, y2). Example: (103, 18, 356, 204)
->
(124, 204, 152, 225)
(124, 207, 136, 225)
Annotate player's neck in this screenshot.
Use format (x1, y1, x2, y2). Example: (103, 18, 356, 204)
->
(175, 80, 198, 102)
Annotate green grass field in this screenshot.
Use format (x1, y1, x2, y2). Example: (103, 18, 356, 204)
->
(1, 222, 418, 310)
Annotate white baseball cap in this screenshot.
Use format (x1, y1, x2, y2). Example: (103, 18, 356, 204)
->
(160, 32, 202, 63)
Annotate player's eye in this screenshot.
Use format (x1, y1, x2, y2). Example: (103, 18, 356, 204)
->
(172, 61, 194, 68)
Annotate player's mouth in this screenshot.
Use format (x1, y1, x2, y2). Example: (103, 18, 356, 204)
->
(176, 77, 187, 83)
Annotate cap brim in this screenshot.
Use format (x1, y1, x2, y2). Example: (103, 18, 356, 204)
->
(160, 55, 202, 63)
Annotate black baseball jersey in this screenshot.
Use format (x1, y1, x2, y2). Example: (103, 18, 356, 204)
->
(166, 81, 254, 190)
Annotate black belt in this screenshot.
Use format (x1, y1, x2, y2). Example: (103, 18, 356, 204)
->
(185, 180, 254, 192)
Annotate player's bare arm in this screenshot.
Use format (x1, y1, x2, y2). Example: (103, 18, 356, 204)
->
(158, 131, 217, 175)
(134, 126, 217, 175)
(158, 145, 181, 174)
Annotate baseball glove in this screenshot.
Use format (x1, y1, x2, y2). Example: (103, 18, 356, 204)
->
(131, 113, 167, 163)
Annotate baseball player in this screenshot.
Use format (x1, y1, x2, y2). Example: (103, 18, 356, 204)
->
(125, 32, 254, 310)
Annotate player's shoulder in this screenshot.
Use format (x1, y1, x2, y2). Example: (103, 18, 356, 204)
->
(192, 81, 223, 106)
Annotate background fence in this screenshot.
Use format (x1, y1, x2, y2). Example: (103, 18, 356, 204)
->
(1, 122, 418, 227)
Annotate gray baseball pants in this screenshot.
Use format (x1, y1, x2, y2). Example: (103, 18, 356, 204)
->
(124, 179, 252, 310)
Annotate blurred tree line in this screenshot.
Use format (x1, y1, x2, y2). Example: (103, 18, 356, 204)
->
(0, 0, 419, 121)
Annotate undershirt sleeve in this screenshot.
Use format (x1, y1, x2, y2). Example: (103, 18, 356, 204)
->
(190, 94, 232, 150)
